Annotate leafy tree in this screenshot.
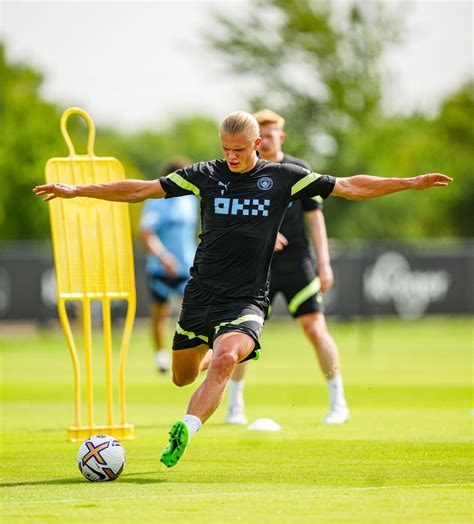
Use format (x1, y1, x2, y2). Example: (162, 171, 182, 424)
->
(0, 43, 222, 240)
(0, 43, 63, 240)
(326, 81, 474, 239)
(435, 80, 474, 236)
(207, 1, 471, 239)
(207, 0, 403, 167)
(124, 116, 221, 180)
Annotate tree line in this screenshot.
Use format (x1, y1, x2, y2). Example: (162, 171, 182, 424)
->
(1, 1, 472, 240)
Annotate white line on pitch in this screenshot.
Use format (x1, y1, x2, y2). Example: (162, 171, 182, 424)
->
(3, 483, 472, 506)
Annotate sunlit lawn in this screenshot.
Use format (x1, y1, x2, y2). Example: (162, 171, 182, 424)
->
(1, 317, 472, 523)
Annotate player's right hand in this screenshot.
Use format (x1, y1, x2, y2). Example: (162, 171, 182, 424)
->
(33, 183, 77, 202)
(318, 263, 334, 293)
(274, 232, 288, 252)
(162, 253, 179, 277)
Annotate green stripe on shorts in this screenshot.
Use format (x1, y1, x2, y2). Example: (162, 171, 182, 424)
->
(175, 322, 208, 343)
(288, 277, 321, 314)
(215, 314, 264, 333)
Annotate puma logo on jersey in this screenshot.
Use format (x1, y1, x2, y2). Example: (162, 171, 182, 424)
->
(218, 181, 231, 195)
(208, 174, 231, 196)
(214, 198, 270, 217)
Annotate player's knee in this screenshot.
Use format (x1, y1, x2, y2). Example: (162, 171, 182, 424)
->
(303, 320, 327, 347)
(212, 350, 239, 375)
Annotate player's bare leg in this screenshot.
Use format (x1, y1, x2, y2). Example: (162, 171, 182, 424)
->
(187, 332, 254, 423)
(161, 343, 212, 468)
(297, 312, 349, 424)
(298, 312, 340, 377)
(171, 344, 212, 386)
(161, 333, 254, 467)
(151, 302, 171, 372)
(227, 361, 249, 424)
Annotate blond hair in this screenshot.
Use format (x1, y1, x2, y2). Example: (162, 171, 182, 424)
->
(253, 109, 285, 130)
(220, 111, 260, 141)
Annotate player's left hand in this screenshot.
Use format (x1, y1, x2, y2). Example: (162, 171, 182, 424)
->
(33, 183, 77, 202)
(412, 173, 453, 189)
(318, 263, 334, 293)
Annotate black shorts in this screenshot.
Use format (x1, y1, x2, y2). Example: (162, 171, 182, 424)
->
(147, 274, 189, 304)
(172, 279, 266, 362)
(269, 255, 323, 318)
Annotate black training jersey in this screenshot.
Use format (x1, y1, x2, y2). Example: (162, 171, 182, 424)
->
(159, 158, 335, 301)
(275, 154, 324, 261)
(275, 154, 323, 258)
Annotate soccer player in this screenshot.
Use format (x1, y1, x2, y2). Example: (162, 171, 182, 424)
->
(227, 109, 348, 425)
(33, 111, 452, 468)
(139, 159, 198, 372)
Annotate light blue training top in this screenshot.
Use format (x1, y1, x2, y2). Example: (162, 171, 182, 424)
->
(139, 196, 198, 278)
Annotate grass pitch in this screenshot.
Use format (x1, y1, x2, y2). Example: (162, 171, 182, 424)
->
(1, 317, 472, 523)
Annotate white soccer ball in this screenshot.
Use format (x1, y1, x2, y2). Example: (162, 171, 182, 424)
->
(77, 434, 126, 482)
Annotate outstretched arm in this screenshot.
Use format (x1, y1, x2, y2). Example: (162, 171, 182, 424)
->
(33, 178, 166, 203)
(332, 173, 453, 201)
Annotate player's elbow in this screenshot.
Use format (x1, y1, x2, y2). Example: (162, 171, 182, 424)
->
(335, 176, 381, 201)
(128, 180, 160, 203)
(334, 181, 363, 201)
(346, 191, 365, 201)
(130, 188, 148, 203)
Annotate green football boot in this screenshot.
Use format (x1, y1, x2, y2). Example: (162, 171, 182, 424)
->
(160, 420, 189, 468)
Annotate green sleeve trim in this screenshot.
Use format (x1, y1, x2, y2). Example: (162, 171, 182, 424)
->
(312, 195, 323, 204)
(288, 277, 321, 314)
(166, 172, 200, 196)
(175, 322, 208, 343)
(291, 172, 322, 197)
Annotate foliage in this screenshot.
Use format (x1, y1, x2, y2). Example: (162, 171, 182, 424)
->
(207, 0, 403, 166)
(0, 44, 220, 240)
(326, 80, 474, 239)
(435, 81, 474, 236)
(207, 1, 472, 239)
(124, 116, 221, 180)
(0, 43, 64, 240)
(1, 15, 472, 241)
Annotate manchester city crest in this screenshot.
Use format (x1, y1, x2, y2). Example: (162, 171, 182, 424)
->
(257, 177, 273, 190)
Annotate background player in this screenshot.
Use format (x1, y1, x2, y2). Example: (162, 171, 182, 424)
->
(33, 111, 452, 468)
(139, 159, 198, 372)
(227, 109, 348, 425)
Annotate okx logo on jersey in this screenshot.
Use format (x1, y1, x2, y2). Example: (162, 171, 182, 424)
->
(214, 198, 270, 217)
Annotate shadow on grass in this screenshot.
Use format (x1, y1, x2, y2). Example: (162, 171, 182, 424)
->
(1, 472, 167, 487)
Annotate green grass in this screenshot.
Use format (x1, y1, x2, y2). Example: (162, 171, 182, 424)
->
(1, 317, 473, 523)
